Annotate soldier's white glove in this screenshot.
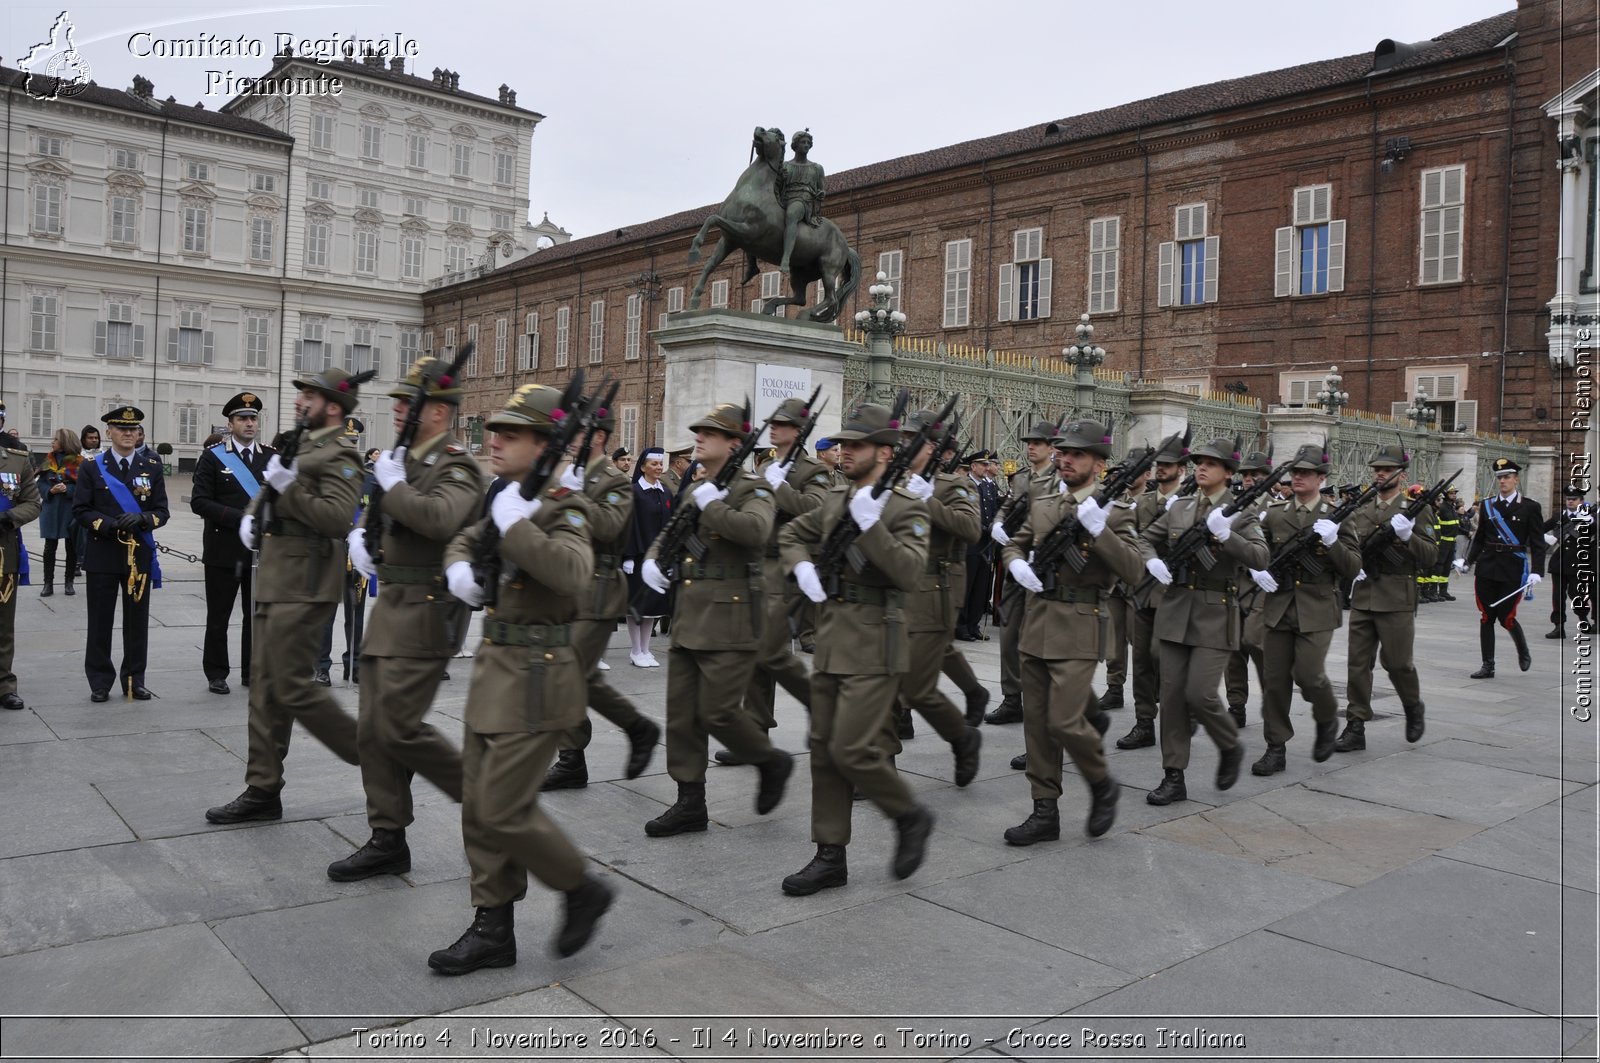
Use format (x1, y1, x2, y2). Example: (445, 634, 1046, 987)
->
(238, 514, 256, 551)
(1313, 518, 1340, 547)
(1354, 568, 1368, 583)
(444, 560, 483, 607)
(849, 487, 889, 530)
(1452, 558, 1468, 574)
(1545, 532, 1558, 547)
(1077, 496, 1109, 538)
(1528, 573, 1543, 587)
(373, 448, 408, 491)
(559, 463, 587, 493)
(1145, 558, 1173, 585)
(1007, 558, 1044, 593)
(794, 560, 827, 603)
(622, 559, 635, 575)
(1390, 513, 1415, 542)
(347, 528, 377, 581)
(990, 520, 1011, 546)
(762, 462, 788, 490)
(1258, 509, 1269, 524)
(1205, 506, 1233, 542)
(263, 455, 297, 493)
(491, 487, 541, 536)
(641, 558, 670, 594)
(1165, 493, 1180, 511)
(1058, 480, 1070, 495)
(906, 474, 935, 501)
(1250, 568, 1279, 593)
(691, 481, 728, 510)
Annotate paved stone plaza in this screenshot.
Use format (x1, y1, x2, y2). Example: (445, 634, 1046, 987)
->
(0, 478, 1594, 1062)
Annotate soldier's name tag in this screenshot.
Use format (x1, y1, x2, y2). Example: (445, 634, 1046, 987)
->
(0, 472, 17, 498)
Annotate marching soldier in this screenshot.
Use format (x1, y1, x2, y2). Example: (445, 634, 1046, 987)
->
(1138, 438, 1267, 805)
(0, 413, 41, 710)
(1334, 444, 1435, 749)
(541, 404, 661, 789)
(780, 402, 935, 895)
(639, 403, 794, 837)
(1545, 484, 1593, 639)
(190, 392, 273, 695)
(1244, 444, 1360, 774)
(74, 406, 168, 702)
(1224, 450, 1271, 728)
(204, 371, 366, 825)
(1458, 457, 1546, 677)
(315, 416, 373, 686)
(331, 358, 483, 881)
(1116, 434, 1188, 751)
(1099, 445, 1151, 712)
(986, 419, 1060, 725)
(999, 420, 1139, 843)
(427, 384, 615, 974)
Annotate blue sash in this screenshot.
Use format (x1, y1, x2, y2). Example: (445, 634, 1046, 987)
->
(1485, 497, 1531, 600)
(210, 443, 262, 499)
(0, 494, 28, 586)
(95, 452, 162, 589)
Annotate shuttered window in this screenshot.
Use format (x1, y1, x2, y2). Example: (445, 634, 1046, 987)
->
(1420, 166, 1465, 284)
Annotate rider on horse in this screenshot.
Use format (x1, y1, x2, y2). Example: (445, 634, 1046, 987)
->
(778, 130, 824, 276)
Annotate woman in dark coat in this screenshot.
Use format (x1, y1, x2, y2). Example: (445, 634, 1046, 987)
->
(38, 427, 82, 596)
(624, 447, 673, 666)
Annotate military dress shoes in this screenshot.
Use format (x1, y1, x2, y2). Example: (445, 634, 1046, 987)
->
(327, 828, 411, 881)
(1252, 744, 1287, 776)
(555, 875, 616, 958)
(1116, 719, 1156, 749)
(645, 782, 709, 837)
(541, 750, 589, 791)
(984, 699, 1024, 725)
(1333, 718, 1366, 752)
(1003, 799, 1060, 846)
(891, 806, 935, 879)
(1098, 686, 1124, 710)
(312, 669, 332, 687)
(130, 685, 153, 701)
(1313, 717, 1340, 762)
(1009, 752, 1027, 770)
(429, 903, 516, 975)
(207, 679, 230, 696)
(89, 689, 109, 703)
(1403, 701, 1426, 744)
(1469, 660, 1496, 679)
(205, 786, 284, 824)
(755, 750, 794, 815)
(713, 748, 754, 766)
(1146, 768, 1187, 805)
(39, 583, 53, 598)
(1216, 744, 1244, 790)
(623, 715, 660, 779)
(782, 843, 848, 895)
(0, 693, 24, 711)
(1547, 626, 1567, 639)
(895, 707, 915, 740)
(964, 688, 990, 728)
(64, 582, 75, 596)
(1086, 775, 1119, 837)
(951, 726, 982, 787)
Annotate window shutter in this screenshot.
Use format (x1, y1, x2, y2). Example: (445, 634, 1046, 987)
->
(344, 344, 354, 370)
(95, 321, 107, 356)
(998, 263, 1014, 322)
(1013, 230, 1028, 261)
(132, 325, 145, 359)
(373, 348, 382, 379)
(203, 331, 215, 365)
(167, 328, 179, 362)
(1327, 220, 1346, 292)
(1422, 170, 1442, 209)
(1312, 186, 1329, 223)
(1421, 207, 1441, 284)
(1293, 189, 1311, 226)
(294, 340, 305, 372)
(1390, 401, 1412, 420)
(1036, 258, 1052, 319)
(1157, 242, 1174, 307)
(1274, 227, 1294, 297)
(1441, 205, 1462, 281)
(1444, 167, 1463, 205)
(1455, 400, 1477, 433)
(1202, 237, 1219, 303)
(1288, 379, 1311, 405)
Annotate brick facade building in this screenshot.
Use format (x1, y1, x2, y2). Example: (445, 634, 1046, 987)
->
(425, 0, 1595, 464)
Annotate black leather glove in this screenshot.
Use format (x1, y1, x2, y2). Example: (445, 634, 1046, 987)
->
(0, 515, 14, 533)
(139, 512, 157, 531)
(113, 512, 142, 532)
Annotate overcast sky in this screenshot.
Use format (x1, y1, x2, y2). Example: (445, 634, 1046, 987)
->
(6, 0, 1518, 238)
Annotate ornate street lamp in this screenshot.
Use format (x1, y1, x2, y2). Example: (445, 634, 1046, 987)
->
(1317, 365, 1350, 416)
(1062, 313, 1106, 370)
(853, 271, 907, 338)
(1406, 388, 1438, 429)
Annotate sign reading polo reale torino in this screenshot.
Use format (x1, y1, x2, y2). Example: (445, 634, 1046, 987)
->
(754, 364, 811, 445)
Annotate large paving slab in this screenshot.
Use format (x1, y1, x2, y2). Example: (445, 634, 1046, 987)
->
(96, 759, 369, 841)
(0, 778, 136, 859)
(1435, 786, 1598, 893)
(1302, 747, 1577, 826)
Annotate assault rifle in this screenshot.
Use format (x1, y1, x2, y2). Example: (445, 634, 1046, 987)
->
(475, 370, 595, 608)
(362, 343, 474, 563)
(252, 415, 309, 554)
(778, 386, 826, 469)
(941, 432, 972, 475)
(1134, 454, 1293, 598)
(1237, 478, 1385, 608)
(650, 397, 775, 583)
(930, 414, 962, 477)
(1361, 467, 1461, 572)
(573, 377, 621, 472)
(1027, 432, 1179, 584)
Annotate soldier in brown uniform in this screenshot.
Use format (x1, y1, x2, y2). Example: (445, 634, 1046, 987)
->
(1098, 445, 1151, 715)
(1116, 435, 1188, 750)
(205, 371, 366, 824)
(1138, 438, 1268, 805)
(330, 358, 484, 881)
(429, 384, 614, 973)
(639, 404, 794, 836)
(540, 408, 661, 790)
(1244, 444, 1361, 774)
(1333, 444, 1435, 751)
(0, 417, 41, 711)
(1000, 421, 1141, 843)
(779, 402, 936, 895)
(1224, 450, 1272, 728)
(986, 420, 1060, 724)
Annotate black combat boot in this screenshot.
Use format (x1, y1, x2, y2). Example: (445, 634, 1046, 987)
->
(1116, 718, 1156, 750)
(895, 704, 915, 739)
(1509, 622, 1532, 671)
(1228, 703, 1247, 729)
(1086, 775, 1119, 838)
(1098, 686, 1124, 710)
(40, 582, 53, 598)
(1333, 718, 1366, 752)
(541, 750, 588, 791)
(891, 805, 936, 879)
(428, 903, 516, 975)
(754, 749, 794, 815)
(204, 786, 283, 824)
(1146, 768, 1187, 805)
(964, 688, 990, 727)
(1003, 799, 1060, 846)
(1547, 626, 1567, 640)
(1088, 708, 1111, 736)
(1216, 743, 1244, 790)
(782, 843, 848, 895)
(1403, 701, 1426, 743)
(554, 874, 615, 958)
(1252, 744, 1287, 776)
(952, 726, 982, 787)
(1313, 717, 1340, 761)
(645, 781, 709, 837)
(1009, 752, 1027, 770)
(984, 698, 1024, 725)
(327, 828, 410, 881)
(1469, 660, 1496, 679)
(622, 715, 661, 779)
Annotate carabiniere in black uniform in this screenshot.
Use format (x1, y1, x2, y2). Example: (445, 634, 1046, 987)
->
(1462, 457, 1546, 677)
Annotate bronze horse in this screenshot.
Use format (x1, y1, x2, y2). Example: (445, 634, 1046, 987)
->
(687, 127, 860, 323)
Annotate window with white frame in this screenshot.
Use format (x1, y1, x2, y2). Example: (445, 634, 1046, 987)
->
(244, 310, 272, 370)
(182, 201, 210, 254)
(358, 187, 381, 210)
(1420, 165, 1465, 285)
(311, 112, 336, 151)
(1278, 371, 1330, 408)
(249, 216, 275, 263)
(250, 172, 277, 194)
(667, 287, 684, 315)
(298, 316, 329, 372)
(555, 306, 570, 367)
(1275, 185, 1345, 297)
(98, 296, 141, 360)
(1088, 217, 1120, 314)
(183, 159, 211, 182)
(169, 303, 213, 365)
(1159, 204, 1221, 306)
(305, 215, 330, 268)
(589, 299, 606, 363)
(491, 209, 512, 232)
(31, 181, 62, 236)
(441, 326, 456, 358)
(494, 149, 514, 186)
(449, 203, 471, 225)
(109, 193, 139, 244)
(401, 233, 424, 280)
(111, 146, 140, 171)
(619, 404, 640, 454)
(308, 176, 332, 201)
(465, 323, 480, 375)
(34, 132, 65, 157)
(1394, 365, 1475, 432)
(348, 322, 378, 375)
(407, 128, 428, 169)
(752, 272, 781, 314)
(452, 141, 472, 178)
(710, 278, 729, 308)
(354, 228, 378, 275)
(29, 397, 54, 440)
(625, 293, 642, 360)
(877, 250, 904, 312)
(403, 195, 425, 217)
(999, 228, 1052, 321)
(398, 327, 421, 368)
(494, 317, 508, 374)
(177, 405, 200, 445)
(29, 288, 59, 352)
(360, 122, 383, 161)
(943, 238, 972, 327)
(445, 242, 467, 275)
(519, 312, 539, 370)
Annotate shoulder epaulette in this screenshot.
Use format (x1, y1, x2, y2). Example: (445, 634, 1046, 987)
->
(5, 447, 28, 458)
(446, 443, 467, 455)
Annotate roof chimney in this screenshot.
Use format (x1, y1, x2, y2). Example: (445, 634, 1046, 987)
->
(389, 56, 404, 74)
(363, 48, 383, 69)
(431, 67, 443, 86)
(130, 74, 153, 100)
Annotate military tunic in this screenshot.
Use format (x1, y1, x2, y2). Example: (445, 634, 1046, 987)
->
(1002, 483, 1143, 799)
(1224, 495, 1268, 715)
(1343, 491, 1435, 722)
(74, 448, 169, 695)
(895, 470, 980, 746)
(1128, 482, 1182, 724)
(778, 484, 928, 845)
(997, 466, 1059, 710)
(357, 431, 483, 831)
(445, 484, 594, 905)
(0, 446, 41, 697)
(645, 473, 778, 783)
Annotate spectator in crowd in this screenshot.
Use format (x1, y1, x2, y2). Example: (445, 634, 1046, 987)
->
(38, 428, 83, 597)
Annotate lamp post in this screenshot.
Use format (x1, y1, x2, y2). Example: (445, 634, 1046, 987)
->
(630, 268, 663, 447)
(1317, 365, 1350, 417)
(1405, 388, 1438, 430)
(1062, 313, 1107, 374)
(854, 271, 906, 405)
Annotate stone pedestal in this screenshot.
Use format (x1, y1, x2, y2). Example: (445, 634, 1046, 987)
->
(1262, 408, 1339, 456)
(653, 310, 855, 448)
